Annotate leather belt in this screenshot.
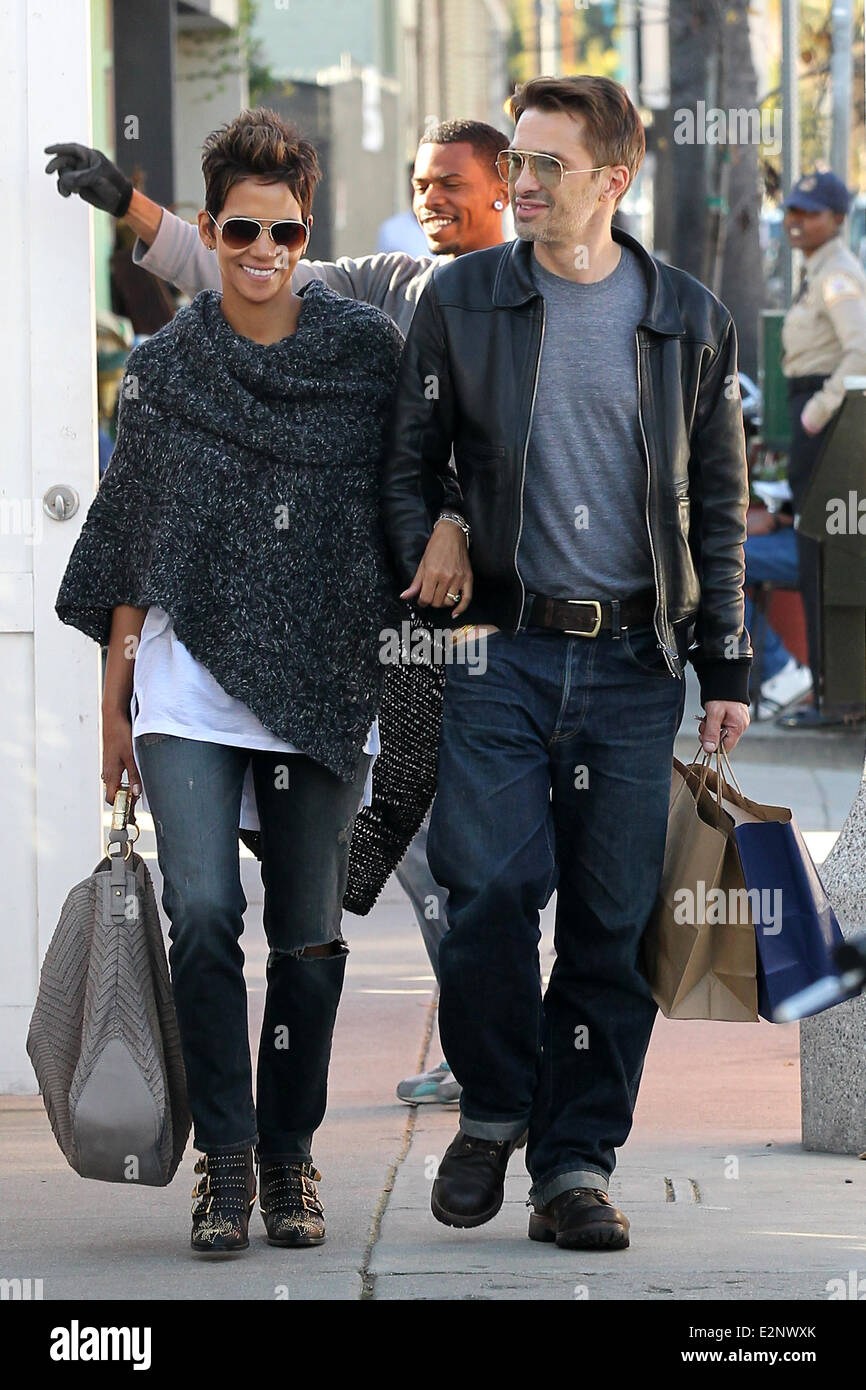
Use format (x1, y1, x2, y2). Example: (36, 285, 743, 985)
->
(528, 588, 657, 638)
(787, 374, 829, 395)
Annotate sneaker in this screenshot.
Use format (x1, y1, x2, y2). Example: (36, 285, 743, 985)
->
(755, 657, 812, 720)
(396, 1060, 462, 1106)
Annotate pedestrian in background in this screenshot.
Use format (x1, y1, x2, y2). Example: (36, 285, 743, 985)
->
(777, 171, 866, 729)
(743, 497, 810, 720)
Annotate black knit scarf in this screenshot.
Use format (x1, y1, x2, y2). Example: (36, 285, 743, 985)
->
(57, 282, 404, 780)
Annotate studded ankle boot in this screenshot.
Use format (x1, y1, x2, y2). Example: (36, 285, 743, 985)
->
(190, 1148, 257, 1254)
(258, 1158, 326, 1247)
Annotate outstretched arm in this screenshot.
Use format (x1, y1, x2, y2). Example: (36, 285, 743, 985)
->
(134, 207, 428, 316)
(45, 141, 221, 297)
(45, 140, 431, 310)
(45, 142, 163, 247)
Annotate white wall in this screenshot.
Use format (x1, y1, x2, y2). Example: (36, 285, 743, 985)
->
(0, 0, 101, 1091)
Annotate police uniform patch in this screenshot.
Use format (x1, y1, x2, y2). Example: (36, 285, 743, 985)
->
(822, 272, 861, 306)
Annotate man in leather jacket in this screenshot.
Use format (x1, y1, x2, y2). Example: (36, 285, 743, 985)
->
(381, 75, 752, 1251)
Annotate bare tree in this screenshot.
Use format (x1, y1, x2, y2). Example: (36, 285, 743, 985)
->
(668, 0, 766, 377)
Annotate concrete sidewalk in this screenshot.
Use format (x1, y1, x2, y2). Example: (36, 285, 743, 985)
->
(370, 1009, 866, 1301)
(1, 711, 863, 1301)
(4, 907, 863, 1302)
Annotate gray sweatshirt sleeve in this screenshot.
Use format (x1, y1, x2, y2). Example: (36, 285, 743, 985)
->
(133, 209, 431, 331)
(293, 253, 432, 332)
(132, 209, 221, 298)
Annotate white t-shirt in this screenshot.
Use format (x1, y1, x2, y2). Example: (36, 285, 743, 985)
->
(130, 605, 378, 830)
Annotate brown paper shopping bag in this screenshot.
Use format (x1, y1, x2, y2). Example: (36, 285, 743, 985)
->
(641, 753, 759, 1021)
(686, 743, 847, 1022)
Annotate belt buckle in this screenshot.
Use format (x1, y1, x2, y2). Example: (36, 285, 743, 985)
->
(564, 599, 602, 638)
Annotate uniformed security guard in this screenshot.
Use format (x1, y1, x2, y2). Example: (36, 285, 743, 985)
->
(778, 170, 866, 728)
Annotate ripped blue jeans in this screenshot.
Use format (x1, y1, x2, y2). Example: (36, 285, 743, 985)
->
(135, 733, 371, 1157)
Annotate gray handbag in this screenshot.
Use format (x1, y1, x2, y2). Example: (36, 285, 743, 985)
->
(27, 787, 190, 1184)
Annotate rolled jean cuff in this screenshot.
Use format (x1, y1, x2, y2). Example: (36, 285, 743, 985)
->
(256, 1136, 314, 1163)
(459, 1113, 530, 1142)
(193, 1132, 258, 1155)
(529, 1165, 610, 1206)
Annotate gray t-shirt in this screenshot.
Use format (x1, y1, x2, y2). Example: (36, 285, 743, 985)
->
(516, 246, 655, 601)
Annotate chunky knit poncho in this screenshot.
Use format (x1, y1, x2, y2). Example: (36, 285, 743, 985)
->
(56, 282, 404, 782)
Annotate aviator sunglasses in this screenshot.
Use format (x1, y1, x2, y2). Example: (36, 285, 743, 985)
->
(496, 149, 609, 190)
(207, 210, 311, 253)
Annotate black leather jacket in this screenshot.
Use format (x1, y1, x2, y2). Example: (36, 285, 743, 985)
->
(381, 229, 752, 705)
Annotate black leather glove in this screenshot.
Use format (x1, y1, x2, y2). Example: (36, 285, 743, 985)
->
(44, 143, 134, 218)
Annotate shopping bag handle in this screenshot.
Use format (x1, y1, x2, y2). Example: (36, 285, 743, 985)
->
(717, 739, 743, 795)
(693, 737, 744, 806)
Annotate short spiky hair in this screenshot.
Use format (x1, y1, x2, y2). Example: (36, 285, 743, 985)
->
(418, 119, 511, 178)
(509, 76, 645, 208)
(201, 108, 322, 220)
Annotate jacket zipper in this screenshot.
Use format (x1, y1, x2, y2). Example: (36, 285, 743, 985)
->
(635, 329, 680, 678)
(514, 298, 546, 619)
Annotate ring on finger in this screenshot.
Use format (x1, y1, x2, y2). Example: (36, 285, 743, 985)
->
(446, 591, 461, 603)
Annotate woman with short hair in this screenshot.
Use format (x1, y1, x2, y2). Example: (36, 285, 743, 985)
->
(57, 108, 403, 1254)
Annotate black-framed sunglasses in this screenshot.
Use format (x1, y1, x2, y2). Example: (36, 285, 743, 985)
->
(207, 210, 311, 252)
(496, 149, 609, 191)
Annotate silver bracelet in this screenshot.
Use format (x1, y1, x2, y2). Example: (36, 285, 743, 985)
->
(434, 510, 471, 548)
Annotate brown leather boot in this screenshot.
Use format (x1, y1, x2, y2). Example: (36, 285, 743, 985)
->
(431, 1130, 527, 1229)
(528, 1188, 630, 1250)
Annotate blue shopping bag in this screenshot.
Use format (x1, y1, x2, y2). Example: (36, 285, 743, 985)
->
(734, 818, 846, 1020)
(695, 745, 847, 1021)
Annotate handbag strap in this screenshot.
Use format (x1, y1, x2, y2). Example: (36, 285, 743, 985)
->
(106, 785, 145, 924)
(105, 785, 136, 923)
(106, 784, 140, 856)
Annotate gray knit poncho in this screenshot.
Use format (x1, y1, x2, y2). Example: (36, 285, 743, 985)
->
(57, 282, 404, 781)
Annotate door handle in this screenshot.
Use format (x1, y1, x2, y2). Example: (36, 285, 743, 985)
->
(42, 485, 80, 521)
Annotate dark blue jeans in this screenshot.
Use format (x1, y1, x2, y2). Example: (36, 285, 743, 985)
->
(135, 734, 371, 1158)
(744, 528, 798, 683)
(426, 623, 686, 1206)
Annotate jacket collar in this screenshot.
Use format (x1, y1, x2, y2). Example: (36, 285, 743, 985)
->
(800, 232, 844, 279)
(491, 227, 685, 336)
